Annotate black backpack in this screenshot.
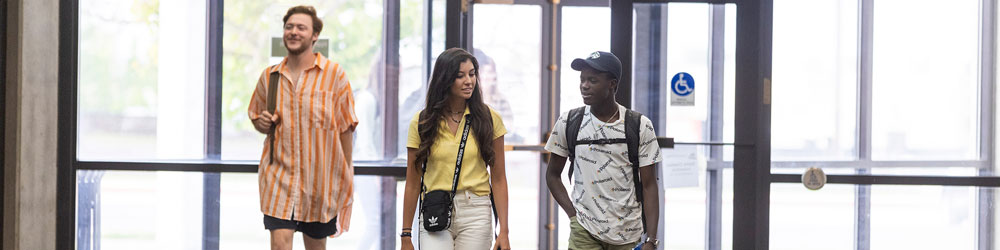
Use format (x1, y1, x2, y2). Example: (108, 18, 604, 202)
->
(564, 106, 648, 232)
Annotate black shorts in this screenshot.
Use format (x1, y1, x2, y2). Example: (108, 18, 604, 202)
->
(263, 214, 338, 239)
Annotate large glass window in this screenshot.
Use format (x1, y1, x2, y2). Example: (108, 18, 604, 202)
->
(77, 170, 206, 249)
(473, 4, 543, 248)
(398, 0, 445, 159)
(77, 0, 441, 249)
(768, 184, 855, 250)
(69, 0, 1000, 249)
(221, 0, 384, 161)
(218, 174, 389, 249)
(872, 0, 980, 161)
(557, 6, 611, 247)
(78, 0, 207, 161)
(770, 0, 858, 162)
(560, 6, 610, 113)
(871, 185, 977, 249)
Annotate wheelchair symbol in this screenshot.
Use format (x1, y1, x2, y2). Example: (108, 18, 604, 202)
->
(672, 73, 693, 96)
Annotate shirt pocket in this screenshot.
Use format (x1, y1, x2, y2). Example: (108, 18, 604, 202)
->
(307, 90, 336, 130)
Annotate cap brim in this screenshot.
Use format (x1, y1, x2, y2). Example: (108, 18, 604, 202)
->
(570, 58, 612, 73)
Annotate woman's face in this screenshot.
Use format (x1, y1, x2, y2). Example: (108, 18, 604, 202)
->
(449, 59, 477, 101)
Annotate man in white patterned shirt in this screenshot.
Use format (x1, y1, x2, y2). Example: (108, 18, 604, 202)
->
(545, 51, 661, 250)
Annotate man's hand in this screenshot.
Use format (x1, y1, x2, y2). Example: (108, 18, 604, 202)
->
(641, 242, 656, 250)
(252, 111, 280, 134)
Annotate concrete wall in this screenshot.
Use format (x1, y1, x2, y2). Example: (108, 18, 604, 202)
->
(3, 0, 60, 249)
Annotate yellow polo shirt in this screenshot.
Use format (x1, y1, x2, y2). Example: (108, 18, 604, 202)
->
(407, 106, 506, 196)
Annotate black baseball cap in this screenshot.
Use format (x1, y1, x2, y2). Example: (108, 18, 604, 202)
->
(570, 51, 622, 80)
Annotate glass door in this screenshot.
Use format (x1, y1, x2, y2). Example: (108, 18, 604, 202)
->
(471, 2, 546, 249)
(627, 3, 736, 250)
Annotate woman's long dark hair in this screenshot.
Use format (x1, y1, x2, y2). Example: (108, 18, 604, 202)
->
(414, 48, 496, 167)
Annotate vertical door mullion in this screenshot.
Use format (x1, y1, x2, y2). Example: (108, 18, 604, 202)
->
(707, 4, 725, 250)
(382, 0, 401, 249)
(539, 0, 560, 249)
(856, 0, 874, 249)
(203, 0, 224, 249)
(978, 0, 997, 249)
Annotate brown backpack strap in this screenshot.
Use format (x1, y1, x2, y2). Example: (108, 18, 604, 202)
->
(266, 71, 280, 164)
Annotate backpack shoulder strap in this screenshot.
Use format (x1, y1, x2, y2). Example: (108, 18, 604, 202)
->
(624, 109, 646, 233)
(565, 107, 586, 180)
(266, 71, 280, 114)
(266, 71, 280, 164)
(624, 109, 642, 169)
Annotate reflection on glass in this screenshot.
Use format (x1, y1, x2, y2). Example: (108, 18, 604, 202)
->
(871, 185, 976, 249)
(76, 170, 205, 249)
(872, 0, 978, 161)
(473, 4, 541, 145)
(632, 3, 712, 248)
(502, 152, 541, 249)
(473, 4, 543, 249)
(79, 0, 207, 160)
(218, 174, 387, 250)
(722, 4, 736, 161)
(769, 183, 854, 250)
(560, 6, 610, 114)
(222, 0, 384, 160)
(771, 0, 857, 161)
(771, 167, 861, 175)
(398, 0, 446, 160)
(659, 147, 709, 250)
(665, 3, 710, 143)
(722, 168, 733, 250)
(870, 167, 978, 177)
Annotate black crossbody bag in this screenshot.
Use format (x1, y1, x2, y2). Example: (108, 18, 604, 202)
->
(419, 114, 472, 232)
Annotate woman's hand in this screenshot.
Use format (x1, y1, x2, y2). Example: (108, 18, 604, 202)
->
(491, 232, 511, 250)
(400, 235, 414, 250)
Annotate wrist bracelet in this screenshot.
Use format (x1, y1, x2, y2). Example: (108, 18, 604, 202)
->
(400, 232, 412, 238)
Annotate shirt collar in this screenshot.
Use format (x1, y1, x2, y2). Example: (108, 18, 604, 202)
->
(585, 104, 625, 125)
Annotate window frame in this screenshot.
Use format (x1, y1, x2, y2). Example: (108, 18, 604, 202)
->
(58, 0, 414, 249)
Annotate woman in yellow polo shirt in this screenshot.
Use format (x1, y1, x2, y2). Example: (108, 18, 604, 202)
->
(399, 48, 511, 250)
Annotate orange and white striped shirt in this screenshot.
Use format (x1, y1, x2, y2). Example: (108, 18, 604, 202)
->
(247, 53, 358, 236)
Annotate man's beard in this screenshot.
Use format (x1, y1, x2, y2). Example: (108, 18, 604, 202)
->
(284, 39, 311, 55)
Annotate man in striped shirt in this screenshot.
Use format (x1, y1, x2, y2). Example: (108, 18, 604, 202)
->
(248, 5, 359, 250)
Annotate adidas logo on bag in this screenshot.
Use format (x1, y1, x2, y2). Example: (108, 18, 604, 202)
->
(429, 216, 438, 226)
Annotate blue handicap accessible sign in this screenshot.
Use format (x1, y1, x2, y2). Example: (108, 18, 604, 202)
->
(671, 72, 694, 96)
(671, 72, 695, 106)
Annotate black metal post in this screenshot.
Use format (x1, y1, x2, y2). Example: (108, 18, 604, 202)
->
(610, 0, 633, 108)
(732, 0, 772, 249)
(58, 0, 80, 248)
(446, 0, 464, 49)
(0, 0, 6, 247)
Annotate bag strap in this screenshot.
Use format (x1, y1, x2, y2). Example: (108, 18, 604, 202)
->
(450, 115, 472, 194)
(577, 138, 627, 145)
(266, 71, 280, 164)
(565, 107, 586, 180)
(419, 114, 473, 200)
(623, 109, 646, 234)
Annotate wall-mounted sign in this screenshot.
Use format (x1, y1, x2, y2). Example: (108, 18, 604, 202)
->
(670, 72, 695, 106)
